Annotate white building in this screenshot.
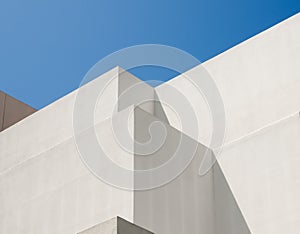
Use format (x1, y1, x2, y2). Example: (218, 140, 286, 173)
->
(0, 13, 300, 234)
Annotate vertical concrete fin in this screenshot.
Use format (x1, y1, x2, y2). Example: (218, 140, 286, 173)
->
(117, 67, 169, 123)
(118, 66, 155, 114)
(153, 91, 169, 124)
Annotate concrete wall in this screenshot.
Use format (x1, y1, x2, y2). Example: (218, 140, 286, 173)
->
(0, 67, 163, 233)
(0, 111, 134, 234)
(156, 13, 300, 146)
(0, 12, 299, 234)
(0, 69, 143, 233)
(78, 217, 154, 234)
(0, 83, 248, 234)
(133, 108, 249, 234)
(156, 12, 300, 233)
(218, 114, 300, 233)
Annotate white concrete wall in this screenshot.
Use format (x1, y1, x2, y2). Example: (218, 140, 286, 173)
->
(1, 12, 299, 234)
(0, 68, 138, 234)
(156, 12, 300, 233)
(218, 114, 300, 233)
(0, 94, 248, 234)
(133, 108, 249, 234)
(0, 109, 135, 234)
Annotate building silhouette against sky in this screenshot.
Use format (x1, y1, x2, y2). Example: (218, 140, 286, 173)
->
(0, 13, 300, 234)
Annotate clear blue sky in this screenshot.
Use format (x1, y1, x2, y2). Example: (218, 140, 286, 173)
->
(0, 0, 299, 109)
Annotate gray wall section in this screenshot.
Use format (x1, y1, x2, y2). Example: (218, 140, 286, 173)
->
(133, 109, 250, 234)
(78, 217, 154, 234)
(0, 91, 36, 132)
(134, 156, 251, 234)
(213, 162, 251, 234)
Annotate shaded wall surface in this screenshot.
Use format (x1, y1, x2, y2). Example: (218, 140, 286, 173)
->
(0, 91, 36, 132)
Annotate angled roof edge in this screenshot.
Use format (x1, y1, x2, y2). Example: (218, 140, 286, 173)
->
(203, 12, 300, 66)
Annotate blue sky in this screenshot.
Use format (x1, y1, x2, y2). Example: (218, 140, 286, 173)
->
(0, 0, 299, 109)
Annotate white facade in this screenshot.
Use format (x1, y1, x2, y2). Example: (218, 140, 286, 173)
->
(0, 13, 300, 234)
(156, 12, 300, 233)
